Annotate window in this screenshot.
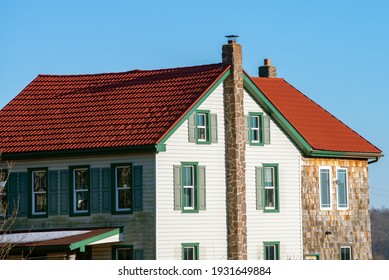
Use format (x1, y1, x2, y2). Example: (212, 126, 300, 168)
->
(182, 164, 196, 211)
(264, 242, 280, 260)
(182, 243, 199, 260)
(70, 166, 90, 216)
(245, 113, 271, 145)
(337, 168, 348, 209)
(173, 164, 206, 212)
(0, 170, 7, 217)
(188, 111, 217, 144)
(340, 246, 352, 260)
(28, 168, 48, 217)
(263, 164, 279, 212)
(196, 111, 211, 143)
(113, 164, 132, 213)
(250, 113, 263, 145)
(319, 167, 331, 209)
(112, 245, 133, 260)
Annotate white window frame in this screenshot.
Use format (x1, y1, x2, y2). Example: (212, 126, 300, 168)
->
(182, 165, 195, 210)
(73, 168, 89, 214)
(319, 167, 332, 210)
(115, 165, 132, 212)
(250, 115, 261, 144)
(32, 170, 47, 215)
(336, 167, 349, 210)
(196, 113, 207, 142)
(340, 246, 352, 260)
(264, 166, 276, 210)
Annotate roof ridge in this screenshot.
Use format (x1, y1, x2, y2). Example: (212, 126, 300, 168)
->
(37, 63, 224, 77)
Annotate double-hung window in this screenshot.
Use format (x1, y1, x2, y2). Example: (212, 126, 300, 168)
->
(28, 168, 48, 218)
(264, 242, 280, 260)
(319, 167, 331, 209)
(255, 164, 279, 212)
(182, 243, 199, 260)
(70, 166, 90, 216)
(174, 163, 206, 213)
(340, 246, 352, 260)
(263, 164, 279, 211)
(113, 164, 132, 213)
(249, 113, 263, 145)
(337, 168, 348, 209)
(182, 164, 196, 211)
(188, 110, 217, 144)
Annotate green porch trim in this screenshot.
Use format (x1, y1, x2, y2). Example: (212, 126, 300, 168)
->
(158, 69, 231, 145)
(70, 227, 122, 252)
(243, 74, 312, 155)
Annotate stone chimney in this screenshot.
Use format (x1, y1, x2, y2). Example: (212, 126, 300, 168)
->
(222, 35, 247, 260)
(258, 58, 277, 78)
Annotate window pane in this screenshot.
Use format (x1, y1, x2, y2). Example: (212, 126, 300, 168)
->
(117, 249, 132, 260)
(197, 114, 205, 126)
(184, 187, 194, 208)
(265, 245, 276, 260)
(33, 171, 47, 192)
(337, 169, 348, 208)
(341, 247, 351, 260)
(184, 247, 195, 260)
(117, 167, 131, 188)
(182, 166, 194, 186)
(264, 167, 274, 187)
(265, 189, 275, 208)
(76, 191, 88, 211)
(118, 189, 131, 209)
(75, 169, 88, 190)
(251, 116, 259, 128)
(34, 193, 46, 213)
(320, 169, 330, 208)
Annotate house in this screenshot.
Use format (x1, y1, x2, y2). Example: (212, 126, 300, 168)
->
(0, 38, 382, 260)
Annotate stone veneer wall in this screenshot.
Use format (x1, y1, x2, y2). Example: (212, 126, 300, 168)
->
(301, 157, 372, 260)
(222, 40, 247, 260)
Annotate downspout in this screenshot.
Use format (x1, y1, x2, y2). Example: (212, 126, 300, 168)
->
(368, 155, 383, 165)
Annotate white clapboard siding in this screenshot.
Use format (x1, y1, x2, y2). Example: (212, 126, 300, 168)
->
(244, 89, 303, 260)
(156, 84, 227, 260)
(11, 153, 156, 260)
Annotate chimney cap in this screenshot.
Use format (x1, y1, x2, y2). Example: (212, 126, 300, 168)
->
(225, 35, 239, 43)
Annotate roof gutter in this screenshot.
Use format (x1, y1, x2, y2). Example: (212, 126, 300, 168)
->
(310, 149, 384, 161)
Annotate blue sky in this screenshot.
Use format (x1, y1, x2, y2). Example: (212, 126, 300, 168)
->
(1, 0, 388, 208)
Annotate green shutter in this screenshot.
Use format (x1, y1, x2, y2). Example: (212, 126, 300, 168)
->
(91, 168, 101, 214)
(7, 173, 18, 215)
(210, 114, 218, 143)
(59, 170, 69, 215)
(256, 166, 264, 210)
(101, 167, 111, 213)
(264, 115, 271, 144)
(18, 172, 28, 217)
(48, 170, 59, 216)
(244, 116, 250, 144)
(198, 166, 206, 210)
(188, 114, 196, 143)
(173, 165, 182, 211)
(134, 249, 144, 260)
(133, 166, 143, 212)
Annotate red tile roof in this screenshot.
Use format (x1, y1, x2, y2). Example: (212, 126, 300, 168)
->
(0, 63, 229, 154)
(251, 77, 381, 154)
